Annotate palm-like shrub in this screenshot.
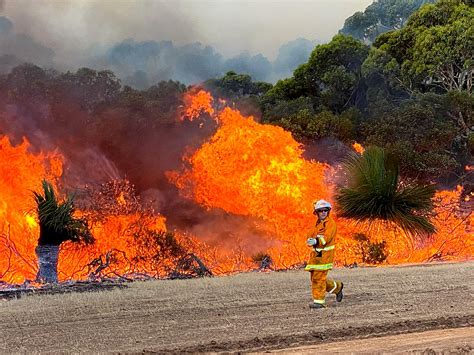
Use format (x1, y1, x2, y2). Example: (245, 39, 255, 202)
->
(335, 147, 436, 237)
(34, 180, 93, 246)
(33, 180, 93, 283)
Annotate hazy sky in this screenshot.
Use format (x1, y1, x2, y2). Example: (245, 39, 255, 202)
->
(2, 0, 372, 65)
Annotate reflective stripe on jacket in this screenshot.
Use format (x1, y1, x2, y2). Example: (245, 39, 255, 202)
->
(305, 216, 337, 271)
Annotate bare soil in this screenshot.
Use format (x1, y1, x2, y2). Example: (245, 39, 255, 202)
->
(0, 261, 473, 353)
(276, 327, 473, 354)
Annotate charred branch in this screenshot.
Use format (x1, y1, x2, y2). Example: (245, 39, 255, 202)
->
(169, 253, 213, 279)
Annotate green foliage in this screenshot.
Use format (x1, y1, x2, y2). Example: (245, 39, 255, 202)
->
(261, 96, 315, 123)
(373, 0, 474, 93)
(307, 110, 355, 141)
(103, 79, 186, 123)
(335, 147, 436, 237)
(363, 92, 473, 179)
(296, 34, 370, 112)
(277, 109, 315, 139)
(204, 71, 272, 119)
(6, 63, 51, 102)
(261, 35, 369, 114)
(261, 77, 308, 105)
(340, 0, 435, 43)
(140, 80, 186, 121)
(446, 90, 474, 129)
(362, 46, 411, 100)
(33, 180, 94, 246)
(205, 71, 272, 99)
(58, 68, 122, 110)
(469, 132, 474, 155)
(274, 109, 357, 141)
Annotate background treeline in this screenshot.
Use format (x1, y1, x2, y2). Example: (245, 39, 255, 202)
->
(0, 13, 318, 88)
(0, 0, 472, 193)
(206, 0, 473, 190)
(0, 1, 443, 88)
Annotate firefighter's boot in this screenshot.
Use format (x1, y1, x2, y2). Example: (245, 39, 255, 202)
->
(309, 302, 326, 309)
(336, 282, 344, 302)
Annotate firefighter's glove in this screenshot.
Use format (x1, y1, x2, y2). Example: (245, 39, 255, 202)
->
(316, 235, 326, 245)
(306, 238, 318, 247)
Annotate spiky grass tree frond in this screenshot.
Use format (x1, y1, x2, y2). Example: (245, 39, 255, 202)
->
(34, 180, 70, 232)
(335, 147, 436, 237)
(34, 180, 94, 246)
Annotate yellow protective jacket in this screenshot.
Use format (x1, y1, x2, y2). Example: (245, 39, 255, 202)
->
(305, 216, 337, 271)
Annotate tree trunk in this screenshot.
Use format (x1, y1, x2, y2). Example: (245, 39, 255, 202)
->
(35, 245, 60, 283)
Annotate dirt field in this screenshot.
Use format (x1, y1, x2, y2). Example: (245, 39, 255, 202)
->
(278, 327, 473, 353)
(1, 262, 473, 353)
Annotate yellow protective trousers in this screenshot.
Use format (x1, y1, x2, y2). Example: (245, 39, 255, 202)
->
(310, 270, 342, 304)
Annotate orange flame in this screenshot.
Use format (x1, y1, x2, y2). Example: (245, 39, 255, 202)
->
(0, 136, 63, 283)
(182, 89, 215, 121)
(174, 90, 473, 268)
(117, 191, 127, 206)
(172, 104, 331, 267)
(58, 212, 168, 280)
(0, 135, 171, 283)
(352, 142, 365, 154)
(1, 90, 472, 284)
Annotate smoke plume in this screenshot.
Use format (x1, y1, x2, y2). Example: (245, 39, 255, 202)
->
(0, 16, 54, 72)
(0, 0, 371, 85)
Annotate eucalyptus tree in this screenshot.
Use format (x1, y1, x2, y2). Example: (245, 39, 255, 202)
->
(341, 0, 436, 43)
(372, 0, 474, 94)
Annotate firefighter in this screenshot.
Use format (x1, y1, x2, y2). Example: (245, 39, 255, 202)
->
(305, 199, 343, 309)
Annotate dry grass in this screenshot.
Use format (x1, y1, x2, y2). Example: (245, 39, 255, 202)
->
(1, 262, 473, 352)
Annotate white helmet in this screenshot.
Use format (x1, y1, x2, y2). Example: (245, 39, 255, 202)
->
(313, 199, 332, 212)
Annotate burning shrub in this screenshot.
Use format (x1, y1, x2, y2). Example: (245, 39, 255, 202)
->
(251, 252, 273, 270)
(34, 180, 94, 283)
(132, 229, 187, 275)
(353, 233, 388, 265)
(170, 253, 213, 279)
(82, 179, 142, 217)
(66, 179, 213, 280)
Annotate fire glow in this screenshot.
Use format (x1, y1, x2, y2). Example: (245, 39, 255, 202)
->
(1, 90, 472, 284)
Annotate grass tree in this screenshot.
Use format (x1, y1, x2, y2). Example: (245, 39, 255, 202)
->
(34, 180, 94, 283)
(335, 146, 436, 238)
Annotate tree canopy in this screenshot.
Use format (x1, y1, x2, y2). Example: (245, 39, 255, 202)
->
(372, 0, 474, 93)
(256, 0, 473, 184)
(340, 0, 436, 43)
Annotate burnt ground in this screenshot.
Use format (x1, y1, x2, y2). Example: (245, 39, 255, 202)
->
(0, 280, 128, 300)
(0, 261, 473, 353)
